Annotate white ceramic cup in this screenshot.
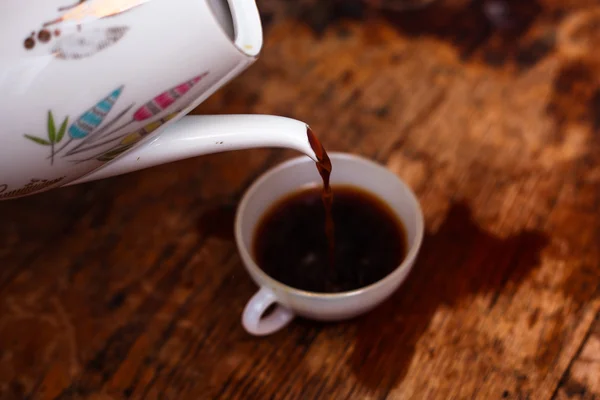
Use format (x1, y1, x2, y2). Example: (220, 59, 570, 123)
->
(235, 152, 424, 336)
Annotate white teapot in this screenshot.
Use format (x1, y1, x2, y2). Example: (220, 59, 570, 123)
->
(0, 0, 318, 200)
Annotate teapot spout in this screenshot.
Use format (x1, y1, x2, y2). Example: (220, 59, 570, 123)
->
(68, 115, 319, 185)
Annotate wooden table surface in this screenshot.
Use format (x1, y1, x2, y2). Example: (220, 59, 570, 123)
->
(2, 0, 600, 399)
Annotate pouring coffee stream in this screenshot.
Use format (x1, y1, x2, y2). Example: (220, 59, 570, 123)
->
(307, 127, 336, 270)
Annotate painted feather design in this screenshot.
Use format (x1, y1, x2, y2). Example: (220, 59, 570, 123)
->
(69, 85, 124, 139)
(132, 73, 208, 121)
(72, 110, 180, 162)
(84, 72, 208, 144)
(65, 73, 208, 158)
(52, 26, 129, 60)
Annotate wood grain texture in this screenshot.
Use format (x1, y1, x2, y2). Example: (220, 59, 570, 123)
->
(1, 0, 600, 399)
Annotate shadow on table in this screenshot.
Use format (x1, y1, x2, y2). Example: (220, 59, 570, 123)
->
(350, 201, 549, 392)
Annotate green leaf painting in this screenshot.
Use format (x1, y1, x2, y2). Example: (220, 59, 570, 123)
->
(57, 116, 68, 143)
(24, 134, 51, 146)
(47, 110, 56, 143)
(23, 111, 69, 165)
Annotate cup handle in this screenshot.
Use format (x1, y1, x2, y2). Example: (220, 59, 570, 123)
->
(242, 287, 294, 336)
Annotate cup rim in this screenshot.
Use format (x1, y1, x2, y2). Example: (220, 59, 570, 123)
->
(234, 152, 424, 299)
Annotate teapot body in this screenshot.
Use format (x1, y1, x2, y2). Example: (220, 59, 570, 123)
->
(0, 0, 262, 200)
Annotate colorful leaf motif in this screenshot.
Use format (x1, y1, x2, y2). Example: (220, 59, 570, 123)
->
(72, 110, 181, 160)
(91, 73, 208, 143)
(132, 72, 208, 121)
(47, 111, 56, 143)
(24, 134, 51, 146)
(69, 85, 124, 139)
(52, 26, 130, 60)
(23, 70, 205, 166)
(88, 103, 134, 140)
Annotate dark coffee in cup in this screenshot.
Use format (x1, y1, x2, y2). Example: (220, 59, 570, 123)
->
(252, 185, 408, 293)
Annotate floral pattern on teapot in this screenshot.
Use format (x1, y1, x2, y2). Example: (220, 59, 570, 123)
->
(23, 71, 209, 165)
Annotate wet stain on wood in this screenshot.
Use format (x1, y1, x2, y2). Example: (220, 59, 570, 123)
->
(351, 201, 549, 392)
